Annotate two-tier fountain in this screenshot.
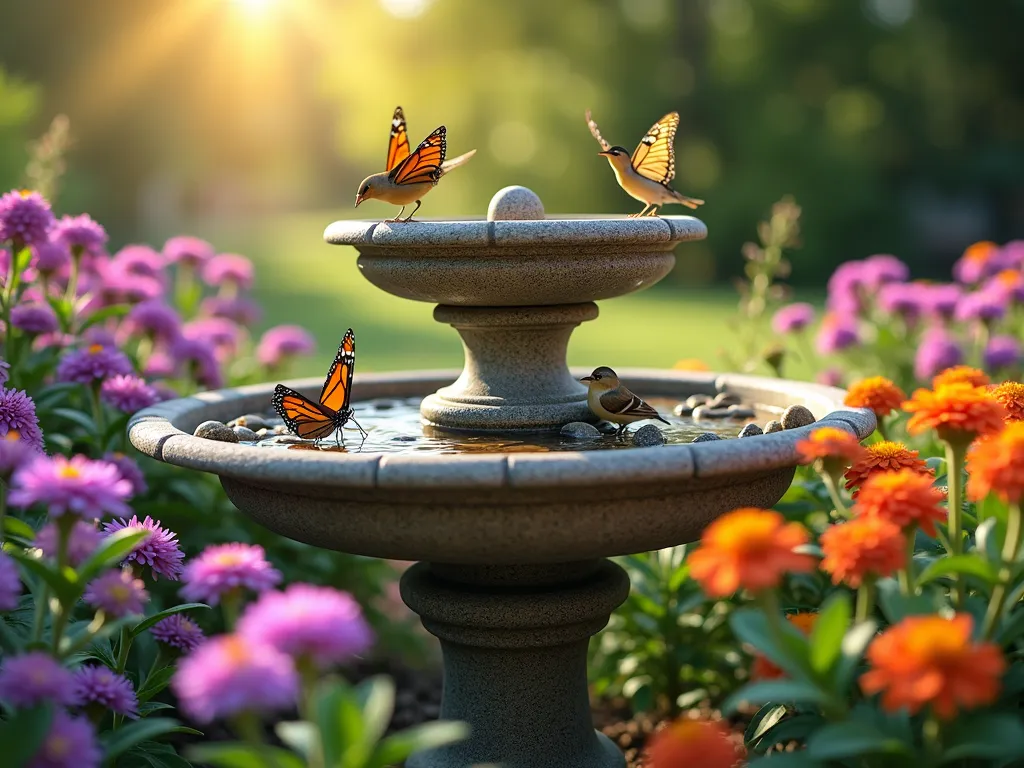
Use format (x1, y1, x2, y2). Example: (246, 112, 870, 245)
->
(130, 186, 874, 768)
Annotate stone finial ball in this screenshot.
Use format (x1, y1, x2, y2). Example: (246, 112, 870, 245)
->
(487, 186, 546, 221)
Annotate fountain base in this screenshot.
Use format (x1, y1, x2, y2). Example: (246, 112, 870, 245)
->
(400, 560, 630, 768)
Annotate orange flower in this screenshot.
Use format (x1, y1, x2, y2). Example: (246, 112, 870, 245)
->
(903, 383, 1008, 443)
(751, 612, 817, 681)
(967, 422, 1024, 504)
(843, 376, 906, 418)
(854, 468, 946, 537)
(688, 508, 816, 597)
(992, 381, 1024, 422)
(860, 614, 1005, 720)
(796, 427, 868, 467)
(932, 365, 991, 389)
(673, 358, 710, 372)
(645, 718, 742, 768)
(962, 240, 999, 264)
(843, 441, 930, 497)
(820, 516, 906, 587)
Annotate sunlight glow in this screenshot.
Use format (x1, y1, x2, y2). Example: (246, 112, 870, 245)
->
(379, 0, 434, 19)
(232, 0, 274, 13)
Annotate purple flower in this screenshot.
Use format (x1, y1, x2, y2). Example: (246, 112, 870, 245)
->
(985, 269, 1024, 304)
(0, 190, 54, 248)
(1002, 240, 1024, 268)
(123, 300, 181, 342)
(83, 326, 118, 348)
(954, 287, 1007, 324)
(72, 665, 139, 718)
(921, 283, 962, 320)
(103, 515, 183, 580)
(11, 303, 59, 335)
(172, 634, 297, 723)
(0, 551, 22, 611)
(914, 329, 964, 381)
(0, 428, 33, 478)
(163, 236, 214, 267)
(101, 375, 160, 413)
(0, 387, 45, 452)
(815, 313, 859, 354)
(96, 259, 163, 304)
(181, 543, 281, 605)
(56, 344, 133, 384)
(151, 614, 206, 653)
(239, 584, 373, 667)
(984, 335, 1020, 371)
(84, 568, 149, 617)
(9, 454, 133, 518)
(26, 710, 101, 768)
(953, 241, 1005, 285)
(861, 254, 909, 288)
(203, 253, 254, 290)
(32, 241, 71, 275)
(143, 348, 177, 379)
(35, 520, 103, 567)
(182, 318, 242, 363)
(52, 214, 107, 256)
(826, 261, 867, 314)
(771, 303, 815, 334)
(878, 282, 926, 323)
(111, 245, 165, 279)
(200, 296, 262, 326)
(816, 368, 844, 388)
(0, 652, 76, 707)
(103, 452, 148, 496)
(257, 325, 316, 367)
(171, 336, 223, 389)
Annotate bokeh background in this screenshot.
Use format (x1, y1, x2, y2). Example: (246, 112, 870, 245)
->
(2, 0, 1022, 375)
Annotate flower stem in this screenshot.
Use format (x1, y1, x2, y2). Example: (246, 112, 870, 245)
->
(855, 579, 875, 624)
(820, 467, 850, 519)
(944, 441, 967, 608)
(222, 588, 243, 630)
(49, 517, 74, 653)
(982, 503, 1022, 639)
(898, 531, 917, 596)
(89, 384, 105, 450)
(875, 418, 888, 442)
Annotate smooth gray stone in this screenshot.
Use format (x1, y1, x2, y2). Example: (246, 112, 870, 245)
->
(693, 406, 732, 420)
(560, 422, 602, 440)
(710, 392, 742, 408)
(631, 424, 665, 447)
(673, 403, 693, 417)
(727, 405, 757, 418)
(764, 420, 784, 433)
(686, 394, 712, 408)
(739, 423, 763, 438)
(193, 420, 238, 443)
(691, 432, 723, 443)
(781, 404, 816, 429)
(232, 426, 259, 442)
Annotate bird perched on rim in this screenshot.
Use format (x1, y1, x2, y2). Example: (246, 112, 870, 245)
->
(586, 109, 704, 218)
(354, 106, 477, 223)
(581, 366, 670, 434)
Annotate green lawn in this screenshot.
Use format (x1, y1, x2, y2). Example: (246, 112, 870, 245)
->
(189, 210, 798, 379)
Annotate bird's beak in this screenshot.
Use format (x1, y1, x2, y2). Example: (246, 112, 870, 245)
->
(598, 150, 612, 157)
(580, 376, 594, 382)
(354, 194, 364, 208)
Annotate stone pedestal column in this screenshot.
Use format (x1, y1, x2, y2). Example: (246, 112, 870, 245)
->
(400, 560, 630, 768)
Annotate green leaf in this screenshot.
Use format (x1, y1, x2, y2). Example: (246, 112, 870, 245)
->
(314, 679, 363, 767)
(101, 718, 187, 764)
(807, 722, 912, 760)
(3, 515, 37, 543)
(745, 704, 788, 744)
(834, 620, 877, 693)
(917, 554, 1000, 586)
(975, 516, 1002, 563)
(369, 721, 470, 768)
(138, 701, 176, 716)
(747, 753, 826, 767)
(941, 713, 1024, 762)
(876, 578, 940, 623)
(721, 680, 830, 715)
(8, 549, 78, 603)
(356, 676, 396, 757)
(187, 743, 306, 768)
(78, 528, 151, 584)
(81, 304, 130, 330)
(808, 592, 850, 676)
(751, 713, 824, 754)
(137, 666, 176, 703)
(275, 722, 316, 758)
(729, 608, 814, 683)
(0, 704, 53, 768)
(130, 603, 210, 638)
(52, 406, 98, 435)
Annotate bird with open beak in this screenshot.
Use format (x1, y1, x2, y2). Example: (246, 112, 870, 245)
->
(581, 366, 670, 434)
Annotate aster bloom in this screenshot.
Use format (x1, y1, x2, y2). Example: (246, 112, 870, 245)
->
(860, 614, 1005, 719)
(111, 244, 165, 278)
(171, 336, 223, 389)
(163, 235, 214, 267)
(0, 190, 54, 248)
(914, 329, 964, 382)
(815, 313, 859, 355)
(103, 452, 148, 496)
(25, 710, 101, 768)
(0, 652, 76, 706)
(96, 259, 164, 304)
(861, 254, 909, 288)
(0, 429, 31, 478)
(921, 283, 963, 320)
(955, 286, 1007, 324)
(0, 551, 22, 611)
(182, 318, 243, 363)
(52, 214, 107, 256)
(103, 515, 184, 580)
(172, 634, 298, 723)
(751, 612, 817, 681)
(992, 381, 1024, 422)
(123, 299, 182, 342)
(9, 454, 132, 518)
(820, 516, 905, 587)
(933, 365, 991, 389)
(967, 422, 1024, 504)
(771, 303, 815, 334)
(988, 269, 1024, 304)
(688, 508, 816, 597)
(200, 296, 263, 326)
(854, 469, 946, 536)
(904, 383, 1008, 444)
(83, 568, 149, 617)
(56, 344, 133, 384)
(644, 718, 741, 768)
(817, 368, 843, 388)
(11, 303, 59, 335)
(257, 325, 316, 367)
(238, 584, 373, 667)
(0, 387, 45, 452)
(953, 241, 1004, 285)
(181, 543, 282, 605)
(72, 665, 139, 718)
(151, 613, 206, 653)
(203, 253, 254, 290)
(35, 520, 104, 567)
(101, 375, 160, 413)
(796, 427, 868, 470)
(844, 442, 930, 498)
(878, 282, 926, 323)
(843, 376, 906, 419)
(984, 335, 1020, 371)
(826, 261, 867, 314)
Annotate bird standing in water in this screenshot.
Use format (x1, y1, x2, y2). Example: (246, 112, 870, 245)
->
(581, 366, 670, 434)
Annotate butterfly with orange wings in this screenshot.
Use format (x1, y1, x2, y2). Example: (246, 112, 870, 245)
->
(272, 329, 367, 446)
(354, 106, 477, 222)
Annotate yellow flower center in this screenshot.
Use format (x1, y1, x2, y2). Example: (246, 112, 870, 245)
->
(3, 430, 21, 443)
(110, 584, 130, 600)
(868, 441, 911, 460)
(213, 551, 245, 567)
(87, 344, 104, 354)
(223, 636, 251, 664)
(58, 464, 80, 479)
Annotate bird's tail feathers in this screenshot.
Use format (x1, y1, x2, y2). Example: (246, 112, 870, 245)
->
(672, 191, 705, 209)
(440, 149, 477, 176)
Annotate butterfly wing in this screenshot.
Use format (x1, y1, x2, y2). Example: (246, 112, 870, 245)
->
(585, 110, 611, 152)
(386, 106, 411, 172)
(631, 112, 680, 185)
(273, 384, 338, 441)
(319, 329, 355, 414)
(388, 126, 446, 186)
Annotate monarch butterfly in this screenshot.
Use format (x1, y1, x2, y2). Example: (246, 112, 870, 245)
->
(272, 329, 367, 446)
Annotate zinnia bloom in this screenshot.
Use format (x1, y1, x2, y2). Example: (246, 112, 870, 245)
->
(9, 454, 133, 518)
(35, 520, 104, 567)
(860, 614, 1005, 719)
(820, 516, 906, 587)
(0, 551, 21, 611)
(967, 422, 1024, 504)
(83, 568, 149, 617)
(771, 303, 815, 334)
(843, 442, 930, 498)
(903, 383, 1008, 444)
(0, 387, 45, 452)
(0, 190, 54, 248)
(72, 665, 139, 718)
(644, 718, 741, 768)
(257, 325, 316, 368)
(180, 543, 282, 605)
(0, 652, 76, 707)
(933, 365, 991, 389)
(151, 614, 206, 653)
(843, 376, 906, 418)
(688, 508, 816, 597)
(992, 381, 1024, 422)
(25, 710, 101, 768)
(103, 515, 184, 580)
(751, 612, 817, 681)
(854, 469, 946, 536)
(56, 344, 133, 384)
(796, 426, 868, 469)
(100, 375, 160, 413)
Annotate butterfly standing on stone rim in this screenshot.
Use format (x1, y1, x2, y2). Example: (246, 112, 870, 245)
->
(272, 329, 367, 447)
(586, 109, 704, 218)
(581, 366, 670, 435)
(354, 106, 477, 223)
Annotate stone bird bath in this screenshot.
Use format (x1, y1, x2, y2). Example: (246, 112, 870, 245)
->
(130, 187, 874, 768)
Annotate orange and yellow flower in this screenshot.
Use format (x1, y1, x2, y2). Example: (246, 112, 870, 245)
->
(843, 376, 906, 418)
(673, 358, 711, 372)
(796, 427, 868, 467)
(645, 717, 742, 768)
(854, 468, 946, 537)
(967, 422, 1024, 505)
(688, 508, 816, 597)
(751, 612, 817, 681)
(992, 381, 1024, 422)
(820, 515, 906, 587)
(932, 365, 991, 389)
(903, 383, 1007, 443)
(860, 614, 1005, 720)
(843, 441, 930, 497)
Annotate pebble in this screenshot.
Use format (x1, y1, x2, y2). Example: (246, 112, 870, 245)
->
(738, 423, 763, 438)
(781, 404, 816, 430)
(596, 422, 620, 435)
(631, 424, 666, 447)
(711, 392, 742, 408)
(691, 432, 722, 443)
(193, 420, 239, 443)
(673, 403, 693, 417)
(714, 376, 730, 393)
(687, 394, 712, 409)
(391, 435, 418, 442)
(764, 420, 784, 433)
(229, 414, 268, 431)
(693, 406, 732, 420)
(560, 421, 602, 440)
(232, 426, 259, 442)
(726, 405, 756, 418)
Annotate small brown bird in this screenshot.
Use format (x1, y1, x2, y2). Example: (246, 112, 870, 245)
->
(581, 366, 670, 434)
